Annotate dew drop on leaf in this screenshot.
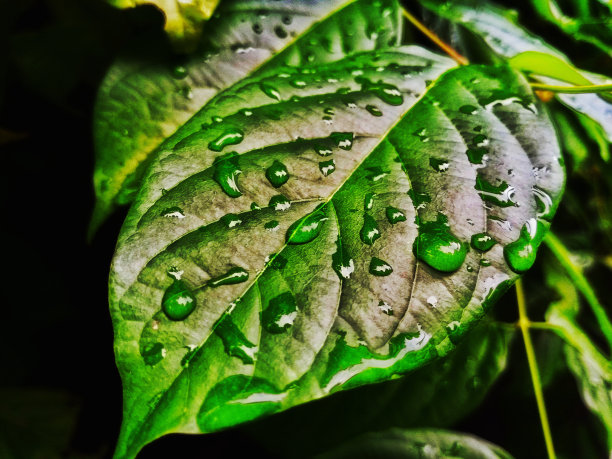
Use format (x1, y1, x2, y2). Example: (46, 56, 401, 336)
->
(259, 82, 281, 100)
(208, 128, 244, 152)
(214, 314, 257, 364)
(265, 160, 289, 188)
(262, 291, 298, 333)
(369, 257, 393, 276)
(220, 213, 242, 228)
(413, 213, 467, 272)
(360, 213, 381, 245)
(286, 209, 328, 244)
(504, 218, 546, 273)
(365, 104, 383, 116)
(141, 342, 166, 366)
(319, 159, 336, 176)
(269, 194, 291, 211)
(213, 153, 242, 198)
(385, 206, 406, 224)
(162, 278, 197, 321)
(208, 267, 249, 287)
(470, 233, 496, 252)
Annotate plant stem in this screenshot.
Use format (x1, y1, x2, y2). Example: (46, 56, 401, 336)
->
(516, 279, 557, 459)
(544, 232, 612, 353)
(402, 8, 469, 66)
(529, 82, 612, 94)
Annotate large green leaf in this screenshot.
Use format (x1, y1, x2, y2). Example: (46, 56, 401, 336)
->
(109, 38, 564, 456)
(91, 0, 402, 234)
(418, 0, 612, 142)
(316, 428, 514, 459)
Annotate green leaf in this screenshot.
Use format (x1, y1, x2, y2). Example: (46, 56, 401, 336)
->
(316, 428, 514, 459)
(107, 0, 220, 52)
(509, 51, 592, 86)
(108, 43, 564, 457)
(91, 0, 402, 235)
(418, 0, 612, 142)
(543, 253, 612, 453)
(247, 320, 514, 457)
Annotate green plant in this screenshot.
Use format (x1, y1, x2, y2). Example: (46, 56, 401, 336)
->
(3, 0, 610, 457)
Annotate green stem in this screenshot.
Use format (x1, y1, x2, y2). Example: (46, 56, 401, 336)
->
(544, 232, 612, 353)
(401, 8, 469, 66)
(530, 82, 612, 94)
(516, 279, 557, 459)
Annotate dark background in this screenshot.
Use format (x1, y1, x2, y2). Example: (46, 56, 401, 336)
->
(0, 0, 609, 457)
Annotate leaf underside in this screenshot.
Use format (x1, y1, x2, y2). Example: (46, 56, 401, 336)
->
(107, 2, 565, 458)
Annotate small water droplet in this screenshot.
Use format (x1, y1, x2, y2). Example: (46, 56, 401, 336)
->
(208, 128, 244, 152)
(269, 194, 291, 211)
(412, 127, 429, 142)
(475, 176, 517, 207)
(266, 160, 289, 187)
(355, 76, 404, 105)
(141, 342, 166, 366)
(240, 109, 253, 116)
(264, 220, 280, 232)
(274, 26, 287, 38)
(330, 132, 354, 150)
(251, 202, 261, 211)
(378, 300, 393, 315)
(369, 257, 393, 276)
(365, 166, 389, 182)
(365, 104, 383, 116)
(480, 258, 491, 267)
(386, 206, 406, 224)
(466, 147, 487, 165)
(252, 23, 263, 34)
(413, 213, 467, 272)
(213, 152, 242, 198)
(208, 267, 249, 287)
(319, 159, 336, 176)
(262, 292, 298, 333)
(221, 213, 242, 228)
(290, 78, 307, 88)
(459, 104, 477, 115)
(281, 15, 292, 25)
(214, 313, 257, 364)
(429, 157, 449, 172)
(163, 206, 185, 219)
(162, 277, 196, 320)
(360, 213, 381, 245)
(471, 233, 496, 252)
(259, 82, 281, 100)
(172, 65, 188, 79)
(331, 236, 354, 280)
(364, 192, 375, 211)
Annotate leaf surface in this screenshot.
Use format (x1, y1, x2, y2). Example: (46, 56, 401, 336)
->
(109, 41, 564, 457)
(316, 428, 514, 459)
(91, 0, 402, 233)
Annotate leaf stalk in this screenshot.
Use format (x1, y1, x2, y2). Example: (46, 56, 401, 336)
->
(529, 82, 612, 94)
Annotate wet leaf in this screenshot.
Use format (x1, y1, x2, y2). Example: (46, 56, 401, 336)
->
(91, 0, 402, 235)
(316, 428, 514, 459)
(108, 38, 564, 457)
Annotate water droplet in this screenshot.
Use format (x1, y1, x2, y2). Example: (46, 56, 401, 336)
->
(259, 82, 281, 100)
(252, 23, 263, 34)
(412, 127, 429, 142)
(180, 344, 198, 367)
(290, 78, 307, 88)
(365, 105, 383, 116)
(378, 300, 393, 315)
(286, 208, 328, 244)
(475, 176, 517, 207)
(172, 65, 188, 79)
(274, 26, 287, 38)
(331, 236, 354, 280)
(413, 213, 467, 272)
(480, 258, 491, 267)
(319, 159, 336, 176)
(369, 257, 393, 276)
(323, 107, 334, 116)
(533, 186, 554, 220)
(269, 194, 291, 211)
(162, 277, 196, 320)
(262, 292, 298, 333)
(386, 206, 406, 224)
(473, 133, 488, 146)
(471, 233, 496, 252)
(208, 267, 249, 287)
(427, 296, 438, 307)
(364, 192, 375, 211)
(208, 128, 244, 152)
(264, 220, 280, 232)
(314, 142, 333, 156)
(265, 160, 289, 188)
(214, 313, 257, 364)
(459, 104, 477, 115)
(360, 213, 381, 245)
(407, 189, 431, 208)
(141, 342, 166, 366)
(466, 147, 487, 165)
(213, 152, 242, 198)
(251, 202, 261, 211)
(330, 132, 354, 150)
(221, 213, 242, 228)
(355, 76, 404, 105)
(430, 157, 449, 172)
(163, 206, 185, 219)
(281, 15, 292, 25)
(240, 109, 253, 116)
(504, 218, 546, 273)
(366, 166, 389, 182)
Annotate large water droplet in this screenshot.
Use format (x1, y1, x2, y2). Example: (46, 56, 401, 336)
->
(369, 257, 393, 276)
(319, 159, 336, 176)
(259, 82, 281, 100)
(504, 218, 546, 273)
(208, 128, 244, 152)
(269, 194, 291, 211)
(471, 232, 496, 252)
(386, 206, 406, 224)
(266, 160, 289, 188)
(286, 209, 328, 244)
(262, 292, 298, 333)
(360, 213, 381, 245)
(162, 278, 197, 320)
(213, 152, 242, 198)
(466, 147, 487, 165)
(413, 213, 467, 272)
(208, 267, 249, 287)
(214, 313, 257, 364)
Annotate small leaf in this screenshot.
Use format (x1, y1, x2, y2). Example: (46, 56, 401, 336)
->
(316, 428, 514, 459)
